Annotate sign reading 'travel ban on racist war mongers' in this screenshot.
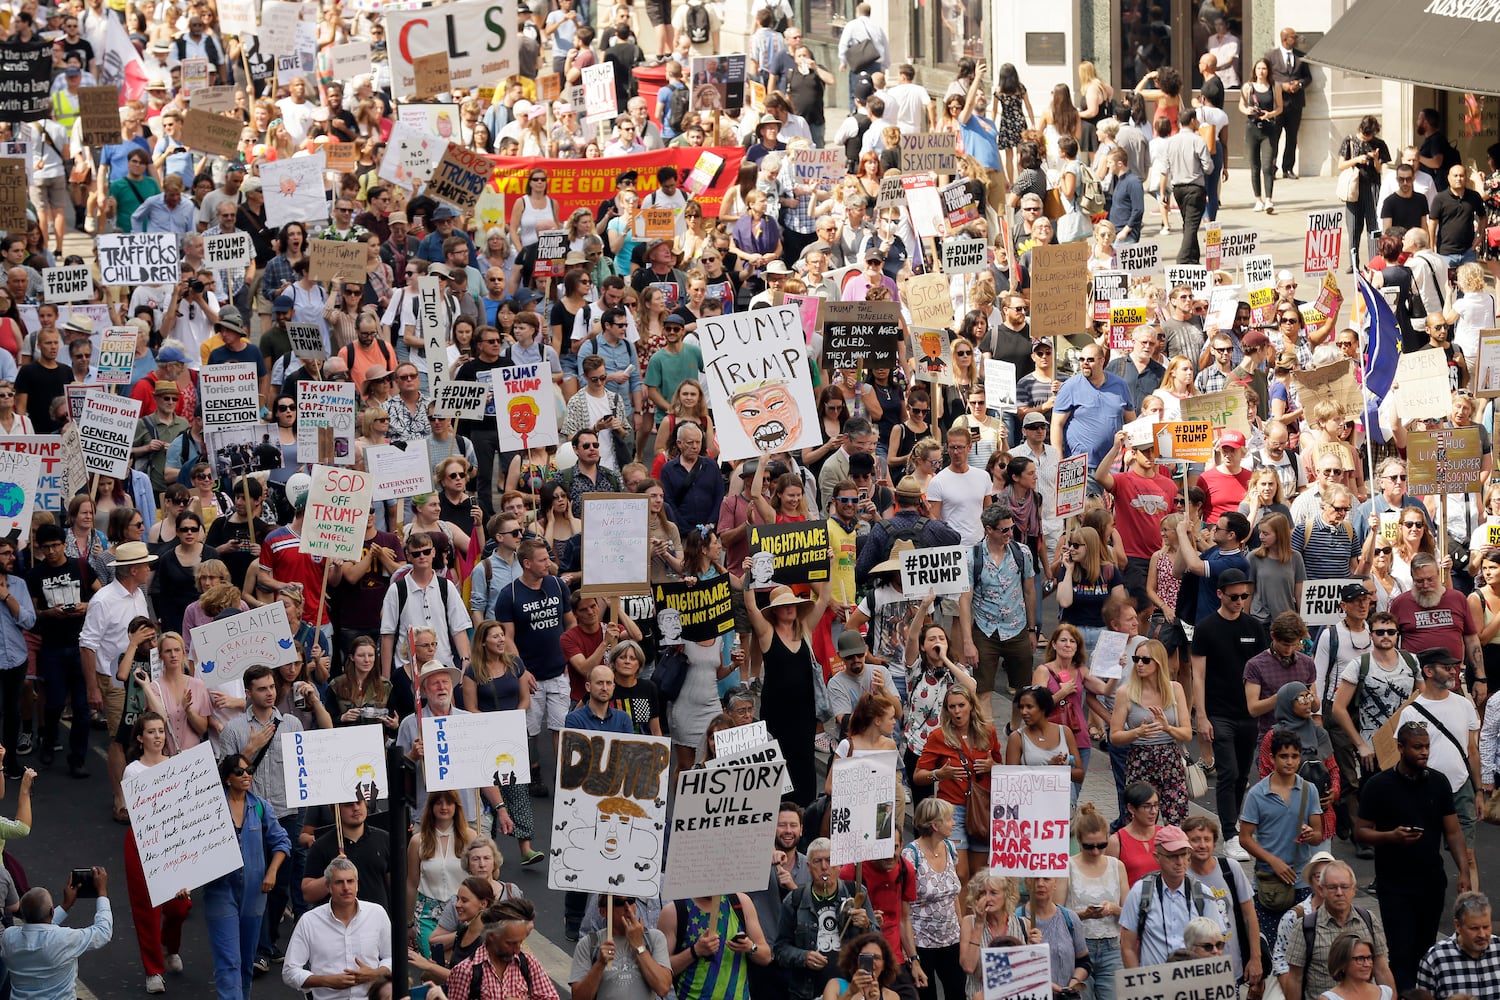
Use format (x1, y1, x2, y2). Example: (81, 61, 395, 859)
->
(988, 766, 1071, 876)
(900, 545, 970, 597)
(746, 520, 830, 589)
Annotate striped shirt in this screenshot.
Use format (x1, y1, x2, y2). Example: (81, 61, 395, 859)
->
(676, 897, 751, 1000)
(1291, 514, 1356, 580)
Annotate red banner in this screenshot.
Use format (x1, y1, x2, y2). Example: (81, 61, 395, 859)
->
(486, 146, 745, 219)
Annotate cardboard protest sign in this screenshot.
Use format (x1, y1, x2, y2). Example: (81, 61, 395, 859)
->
(1180, 386, 1251, 438)
(711, 721, 769, 758)
(1293, 360, 1362, 420)
(1030, 242, 1091, 338)
(77, 86, 120, 147)
(581, 63, 618, 124)
(493, 363, 559, 452)
(688, 54, 746, 113)
(42, 265, 94, 305)
(981, 946, 1054, 1000)
(653, 578, 735, 642)
(0, 449, 41, 545)
(1121, 416, 1155, 448)
(422, 710, 530, 792)
(989, 765, 1071, 875)
(1394, 350, 1453, 420)
(1117, 241, 1161, 278)
(0, 437, 63, 514)
(905, 272, 955, 331)
(899, 133, 957, 174)
(1091, 270, 1129, 323)
(216, 0, 255, 36)
(281, 726, 386, 807)
(96, 233, 181, 286)
(411, 51, 449, 99)
(361, 441, 429, 502)
(1407, 427, 1483, 496)
(1299, 578, 1362, 627)
(431, 381, 490, 419)
(124, 743, 244, 906)
(287, 323, 328, 360)
(820, 300, 902, 370)
(295, 381, 357, 465)
(203, 231, 254, 270)
(95, 329, 138, 385)
(1153, 421, 1214, 463)
(942, 235, 989, 274)
(1056, 454, 1088, 519)
(428, 143, 493, 213)
(789, 147, 845, 187)
(746, 520, 830, 588)
(901, 173, 944, 239)
(876, 173, 904, 210)
(698, 305, 821, 462)
(984, 359, 1017, 413)
(323, 141, 358, 174)
(1117, 957, 1237, 1000)
(308, 239, 368, 284)
(301, 465, 374, 558)
(257, 0, 299, 51)
(548, 730, 672, 895)
(199, 363, 260, 428)
(899, 545, 970, 597)
(259, 151, 328, 228)
(580, 494, 651, 597)
(829, 750, 899, 864)
(940, 179, 980, 230)
(78, 393, 138, 479)
(663, 760, 787, 899)
(191, 601, 297, 686)
(181, 108, 242, 158)
(1305, 209, 1344, 273)
(0, 162, 26, 234)
(911, 328, 955, 384)
(328, 41, 371, 81)
(1090, 629, 1130, 681)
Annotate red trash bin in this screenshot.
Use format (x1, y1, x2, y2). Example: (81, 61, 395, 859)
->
(633, 63, 668, 122)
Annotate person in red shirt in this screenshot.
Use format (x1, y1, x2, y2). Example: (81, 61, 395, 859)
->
(1198, 430, 1254, 521)
(838, 846, 920, 992)
(560, 596, 640, 703)
(258, 486, 331, 633)
(1094, 429, 1178, 602)
(1391, 552, 1483, 673)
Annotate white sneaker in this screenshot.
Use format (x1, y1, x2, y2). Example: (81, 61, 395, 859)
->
(145, 974, 166, 994)
(1252, 199, 1264, 212)
(165, 954, 183, 974)
(1225, 836, 1251, 862)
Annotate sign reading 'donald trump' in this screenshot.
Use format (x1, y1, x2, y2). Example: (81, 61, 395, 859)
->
(698, 305, 821, 462)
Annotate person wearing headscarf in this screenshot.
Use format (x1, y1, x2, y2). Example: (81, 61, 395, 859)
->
(1256, 681, 1338, 842)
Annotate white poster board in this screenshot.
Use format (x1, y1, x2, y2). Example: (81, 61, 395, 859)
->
(417, 275, 450, 387)
(203, 231, 254, 270)
(0, 449, 42, 545)
(123, 743, 244, 907)
(1299, 578, 1361, 627)
(420, 710, 530, 792)
(981, 945, 1054, 1000)
(96, 232, 181, 286)
(899, 545, 970, 597)
(1117, 958, 1238, 1000)
(581, 494, 651, 597)
(710, 720, 768, 758)
(78, 392, 138, 479)
(199, 363, 260, 428)
(662, 760, 787, 899)
(281, 726, 387, 807)
(984, 359, 1017, 412)
(548, 729, 672, 896)
(988, 765, 1071, 876)
(367, 441, 433, 501)
(94, 329, 138, 386)
(0, 437, 64, 513)
(258, 151, 329, 229)
(1090, 629, 1131, 681)
(829, 750, 898, 865)
(190, 601, 297, 687)
(431, 381, 490, 419)
(301, 464, 374, 559)
(705, 739, 795, 795)
(581, 63, 618, 124)
(697, 305, 821, 462)
(384, 0, 519, 96)
(42, 265, 94, 303)
(295, 380, 357, 465)
(493, 363, 559, 451)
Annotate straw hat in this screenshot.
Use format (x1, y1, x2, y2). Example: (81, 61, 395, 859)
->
(108, 542, 158, 567)
(764, 586, 810, 609)
(415, 660, 461, 689)
(870, 539, 916, 575)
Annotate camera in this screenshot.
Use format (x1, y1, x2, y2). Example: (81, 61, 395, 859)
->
(70, 868, 98, 898)
(188, 278, 205, 294)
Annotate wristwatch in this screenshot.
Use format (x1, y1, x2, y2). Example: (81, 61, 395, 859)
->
(636, 944, 647, 955)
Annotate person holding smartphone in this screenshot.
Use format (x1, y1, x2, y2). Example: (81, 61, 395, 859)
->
(821, 933, 902, 1000)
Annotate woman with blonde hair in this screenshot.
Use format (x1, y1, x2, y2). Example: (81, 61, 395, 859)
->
(959, 872, 1027, 993)
(654, 379, 717, 458)
(406, 493, 468, 555)
(1055, 526, 1127, 652)
(1088, 220, 1118, 272)
(1076, 61, 1113, 153)
(1247, 512, 1305, 624)
(564, 207, 595, 252)
(434, 454, 481, 549)
(1389, 504, 1439, 588)
(1150, 355, 1197, 420)
(1238, 467, 1291, 528)
(406, 789, 474, 956)
(914, 685, 1003, 881)
(481, 226, 512, 276)
(903, 797, 965, 1000)
(674, 201, 713, 265)
(1064, 803, 1128, 1000)
(1110, 639, 1192, 825)
(1453, 261, 1498, 362)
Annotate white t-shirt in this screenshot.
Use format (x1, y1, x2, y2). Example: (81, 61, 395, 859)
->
(926, 466, 992, 547)
(884, 82, 930, 134)
(1398, 693, 1479, 791)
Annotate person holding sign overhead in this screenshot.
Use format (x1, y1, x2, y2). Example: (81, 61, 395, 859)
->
(744, 583, 832, 806)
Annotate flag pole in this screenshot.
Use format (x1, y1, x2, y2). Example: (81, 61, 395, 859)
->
(1355, 273, 1379, 501)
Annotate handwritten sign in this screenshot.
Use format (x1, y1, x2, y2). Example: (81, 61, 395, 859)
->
(581, 63, 617, 124)
(0, 162, 25, 235)
(494, 362, 559, 451)
(698, 306, 821, 462)
(96, 232, 181, 286)
(1292, 360, 1362, 421)
(1029, 242, 1090, 339)
(78, 393, 138, 479)
(308, 239, 368, 284)
(984, 359, 1016, 412)
(899, 545, 970, 597)
(1476, 329, 1500, 398)
(664, 760, 787, 899)
(367, 440, 433, 500)
(124, 744, 244, 907)
(302, 465, 373, 558)
(281, 726, 387, 807)
(789, 147, 845, 187)
(1305, 209, 1344, 274)
(904, 272, 954, 331)
(580, 494, 651, 596)
(1090, 629, 1130, 681)
(0, 436, 63, 513)
(190, 602, 297, 687)
(899, 133, 957, 174)
(711, 721, 769, 758)
(412, 51, 449, 99)
(328, 41, 372, 81)
(182, 108, 242, 158)
(77, 86, 120, 147)
(988, 766, 1070, 875)
(0, 449, 41, 545)
(199, 363, 259, 428)
(829, 750, 899, 864)
(1180, 386, 1251, 438)
(421, 710, 530, 792)
(1056, 454, 1088, 519)
(295, 381, 357, 465)
(548, 730, 671, 895)
(428, 142, 492, 213)
(1407, 426, 1483, 496)
(1394, 350, 1452, 421)
(191, 87, 238, 114)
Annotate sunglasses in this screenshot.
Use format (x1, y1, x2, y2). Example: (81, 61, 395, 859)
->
(1374, 546, 1393, 554)
(1222, 592, 1252, 602)
(1372, 628, 1399, 636)
(1131, 654, 1155, 664)
(1081, 841, 1108, 851)
(230, 766, 255, 776)
(408, 549, 434, 557)
(275, 404, 296, 412)
(500, 529, 524, 537)
(1327, 505, 1352, 514)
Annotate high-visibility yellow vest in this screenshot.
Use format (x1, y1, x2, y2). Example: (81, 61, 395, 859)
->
(51, 88, 80, 129)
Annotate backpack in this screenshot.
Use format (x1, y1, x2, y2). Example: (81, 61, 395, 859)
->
(466, 949, 535, 999)
(1133, 871, 1213, 936)
(176, 34, 219, 66)
(1078, 166, 1105, 216)
(1298, 515, 1354, 548)
(1216, 857, 1248, 965)
(341, 338, 394, 373)
(394, 573, 458, 635)
(667, 82, 691, 133)
(872, 515, 930, 567)
(1300, 905, 1375, 966)
(685, 3, 711, 44)
(1336, 649, 1420, 717)
(969, 539, 1032, 589)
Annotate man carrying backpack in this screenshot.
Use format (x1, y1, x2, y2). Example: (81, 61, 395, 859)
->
(672, 0, 719, 54)
(166, 13, 226, 84)
(653, 61, 691, 143)
(1120, 825, 1225, 966)
(957, 503, 1035, 730)
(854, 477, 961, 586)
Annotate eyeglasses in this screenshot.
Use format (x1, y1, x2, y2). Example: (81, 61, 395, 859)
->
(193, 472, 212, 481)
(910, 407, 929, 415)
(1222, 591, 1252, 602)
(398, 373, 420, 380)
(1081, 841, 1108, 851)
(500, 529, 523, 537)
(1279, 316, 1301, 324)
(129, 520, 144, 529)
(1067, 541, 1086, 548)
(180, 524, 201, 533)
(428, 415, 449, 422)
(1319, 468, 1343, 477)
(1336, 340, 1357, 348)
(1198, 942, 1227, 953)
(1373, 546, 1393, 555)
(587, 375, 608, 384)
(577, 442, 600, 450)
(446, 472, 466, 480)
(1327, 505, 1352, 514)
(1372, 628, 1399, 636)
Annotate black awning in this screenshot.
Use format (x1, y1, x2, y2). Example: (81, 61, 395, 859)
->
(1305, 0, 1500, 97)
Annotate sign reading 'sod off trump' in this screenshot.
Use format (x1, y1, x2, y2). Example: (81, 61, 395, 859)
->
(300, 465, 374, 559)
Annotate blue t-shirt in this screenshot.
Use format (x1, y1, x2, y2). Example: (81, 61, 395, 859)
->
(1239, 774, 1323, 881)
(563, 705, 634, 733)
(153, 136, 196, 187)
(1055, 372, 1133, 470)
(206, 342, 266, 378)
(1196, 545, 1250, 616)
(99, 138, 151, 184)
(959, 113, 1002, 171)
(493, 575, 569, 680)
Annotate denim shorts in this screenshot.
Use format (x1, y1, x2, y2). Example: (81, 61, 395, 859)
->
(947, 802, 989, 854)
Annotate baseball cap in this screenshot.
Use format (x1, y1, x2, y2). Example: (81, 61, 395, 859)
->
(1154, 826, 1190, 853)
(1218, 430, 1246, 450)
(1340, 582, 1372, 601)
(1216, 568, 1250, 590)
(1240, 330, 1270, 350)
(1022, 411, 1048, 428)
(1418, 648, 1461, 667)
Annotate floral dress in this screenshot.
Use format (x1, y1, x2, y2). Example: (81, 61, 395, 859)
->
(996, 91, 1027, 149)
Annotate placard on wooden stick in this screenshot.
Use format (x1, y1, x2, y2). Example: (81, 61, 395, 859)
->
(182, 108, 242, 158)
(1475, 329, 1500, 398)
(580, 493, 651, 596)
(1407, 426, 1483, 497)
(308, 239, 369, 283)
(77, 86, 120, 147)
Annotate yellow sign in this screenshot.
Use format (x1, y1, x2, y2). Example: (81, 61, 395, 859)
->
(1110, 303, 1149, 327)
(1407, 427, 1483, 496)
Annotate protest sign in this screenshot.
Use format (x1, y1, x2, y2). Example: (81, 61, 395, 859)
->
(1219, 228, 1260, 264)
(308, 239, 368, 284)
(981, 946, 1053, 1000)
(378, 122, 439, 190)
(829, 750, 899, 864)
(533, 229, 570, 279)
(712, 721, 769, 758)
(820, 300, 902, 369)
(581, 63, 618, 123)
(746, 520, 830, 588)
(905, 272, 955, 331)
(653, 578, 735, 642)
(78, 393, 137, 479)
(782, 293, 822, 343)
(295, 381, 357, 465)
(940, 179, 980, 229)
(95, 329, 138, 385)
(411, 51, 450, 99)
(124, 743, 244, 907)
(581, 494, 651, 596)
(281, 726, 387, 807)
(1122, 416, 1155, 448)
(989, 766, 1070, 875)
(1164, 264, 1210, 298)
(911, 328, 955, 384)
(0, 437, 62, 515)
(1315, 269, 1343, 319)
(494, 363, 559, 451)
(1242, 253, 1276, 323)
(548, 730, 672, 895)
(0, 162, 25, 234)
(0, 449, 41, 545)
(1030, 242, 1091, 338)
(43, 265, 94, 305)
(688, 54, 746, 112)
(640, 208, 675, 240)
(179, 57, 211, 93)
(1305, 209, 1344, 273)
(900, 545, 970, 597)
(77, 86, 120, 147)
(901, 173, 944, 239)
(181, 108, 242, 158)
(203, 231, 254, 270)
(876, 173, 904, 210)
(259, 151, 329, 228)
(287, 323, 328, 360)
(1477, 330, 1500, 397)
(428, 142, 493, 213)
(1117, 241, 1161, 278)
(900, 133, 957, 174)
(431, 381, 490, 419)
(984, 359, 1017, 413)
(488, 147, 745, 220)
(1108, 299, 1150, 350)
(365, 441, 432, 501)
(1116, 957, 1237, 1000)
(1394, 350, 1452, 420)
(1299, 578, 1362, 627)
(1153, 421, 1214, 463)
(422, 710, 530, 792)
(0, 39, 54, 121)
(790, 147, 846, 187)
(1204, 226, 1221, 271)
(698, 305, 821, 462)
(535, 72, 562, 102)
(96, 233, 181, 286)
(1056, 454, 1088, 518)
(1090, 630, 1130, 681)
(258, 0, 299, 51)
(706, 739, 795, 794)
(942, 235, 989, 274)
(1293, 360, 1363, 420)
(1407, 427, 1484, 496)
(387, 0, 519, 96)
(1180, 386, 1251, 438)
(681, 149, 726, 199)
(301, 465, 374, 559)
(328, 41, 371, 80)
(216, 0, 255, 36)
(324, 141, 358, 174)
(413, 275, 450, 389)
(1092, 270, 1129, 323)
(199, 363, 259, 428)
(191, 601, 297, 686)
(664, 760, 787, 899)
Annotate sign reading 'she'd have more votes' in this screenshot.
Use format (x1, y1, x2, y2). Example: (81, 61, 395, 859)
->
(988, 766, 1071, 876)
(662, 760, 787, 899)
(422, 709, 530, 792)
(280, 726, 387, 807)
(124, 743, 245, 907)
(581, 494, 651, 596)
(548, 730, 672, 896)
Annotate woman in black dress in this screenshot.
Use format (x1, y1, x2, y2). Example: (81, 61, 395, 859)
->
(742, 581, 832, 806)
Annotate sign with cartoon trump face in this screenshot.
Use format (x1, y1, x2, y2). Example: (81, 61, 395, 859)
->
(493, 363, 559, 452)
(698, 305, 820, 462)
(549, 729, 672, 895)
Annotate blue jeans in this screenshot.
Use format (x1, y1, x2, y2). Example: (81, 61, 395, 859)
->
(1086, 937, 1122, 1000)
(1206, 145, 1225, 221)
(257, 811, 305, 958)
(1071, 746, 1092, 808)
(204, 874, 265, 1000)
(1444, 250, 1478, 267)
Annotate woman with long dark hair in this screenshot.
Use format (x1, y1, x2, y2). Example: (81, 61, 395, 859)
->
(1336, 115, 1389, 272)
(123, 712, 194, 995)
(744, 582, 832, 805)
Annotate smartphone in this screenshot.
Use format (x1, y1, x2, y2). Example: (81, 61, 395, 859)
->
(1407, 826, 1425, 835)
(731, 932, 750, 944)
(858, 953, 876, 976)
(70, 869, 98, 898)
(410, 986, 430, 1000)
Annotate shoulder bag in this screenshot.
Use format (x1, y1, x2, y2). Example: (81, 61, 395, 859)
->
(1253, 779, 1308, 911)
(958, 738, 991, 839)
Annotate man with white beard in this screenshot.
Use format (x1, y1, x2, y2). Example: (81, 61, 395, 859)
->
(397, 660, 504, 826)
(1389, 553, 1485, 692)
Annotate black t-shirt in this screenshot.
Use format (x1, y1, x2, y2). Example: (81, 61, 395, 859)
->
(493, 575, 569, 680)
(1358, 765, 1454, 882)
(453, 357, 508, 439)
(15, 362, 72, 433)
(783, 67, 826, 126)
(26, 560, 87, 644)
(1419, 132, 1459, 183)
(1380, 191, 1428, 232)
(611, 677, 661, 735)
(1189, 611, 1269, 718)
(304, 827, 392, 908)
(1200, 75, 1225, 110)
(1431, 187, 1486, 255)
(204, 516, 260, 591)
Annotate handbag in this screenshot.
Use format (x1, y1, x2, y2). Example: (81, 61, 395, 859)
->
(959, 741, 991, 838)
(1484, 779, 1500, 825)
(845, 32, 880, 74)
(1253, 780, 1308, 910)
(1487, 225, 1500, 250)
(1335, 164, 1360, 203)
(653, 647, 689, 701)
(1043, 187, 1066, 221)
(1184, 751, 1208, 799)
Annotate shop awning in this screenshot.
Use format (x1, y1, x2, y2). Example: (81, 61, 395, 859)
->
(1305, 0, 1500, 97)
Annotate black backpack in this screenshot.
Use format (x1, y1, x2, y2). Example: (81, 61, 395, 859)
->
(667, 83, 690, 133)
(685, 4, 711, 44)
(872, 515, 929, 568)
(176, 33, 220, 66)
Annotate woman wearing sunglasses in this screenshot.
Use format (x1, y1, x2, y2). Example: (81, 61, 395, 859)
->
(1066, 803, 1128, 1000)
(1109, 639, 1192, 825)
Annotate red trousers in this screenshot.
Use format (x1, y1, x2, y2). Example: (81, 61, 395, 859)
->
(124, 830, 192, 976)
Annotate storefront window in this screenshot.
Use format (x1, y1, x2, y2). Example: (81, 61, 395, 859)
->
(1115, 0, 1246, 93)
(802, 0, 854, 39)
(936, 0, 984, 66)
(1197, 1, 1243, 88)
